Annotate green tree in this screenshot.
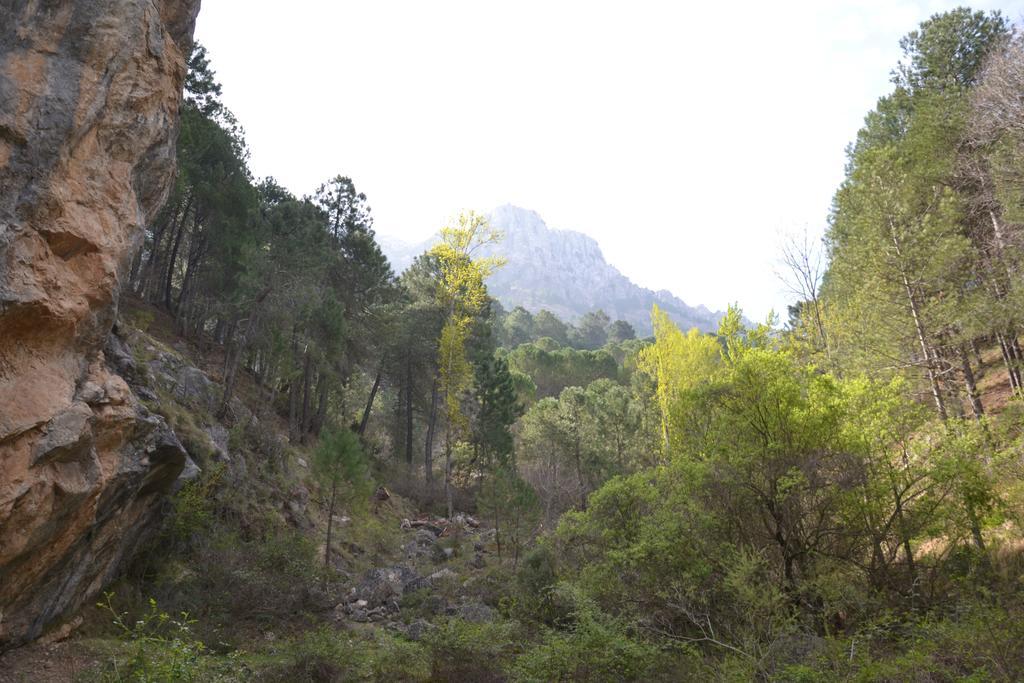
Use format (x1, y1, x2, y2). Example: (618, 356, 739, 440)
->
(894, 8, 1008, 95)
(638, 304, 722, 455)
(533, 309, 570, 346)
(479, 467, 540, 568)
(606, 319, 636, 345)
(574, 309, 611, 349)
(313, 429, 369, 573)
(506, 342, 618, 399)
(826, 80, 981, 417)
(822, 8, 1011, 417)
(503, 306, 536, 347)
(517, 378, 646, 521)
(472, 355, 523, 471)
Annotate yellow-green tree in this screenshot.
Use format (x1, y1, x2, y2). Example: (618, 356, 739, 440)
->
(430, 210, 504, 516)
(638, 304, 722, 457)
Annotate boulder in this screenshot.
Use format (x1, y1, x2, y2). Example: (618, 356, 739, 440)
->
(283, 485, 312, 530)
(427, 568, 457, 583)
(174, 366, 217, 410)
(458, 602, 496, 624)
(406, 619, 436, 641)
(402, 528, 439, 560)
(431, 545, 455, 563)
(350, 565, 423, 608)
(205, 424, 230, 462)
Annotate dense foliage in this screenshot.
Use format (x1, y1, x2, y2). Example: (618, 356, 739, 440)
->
(106, 10, 1024, 679)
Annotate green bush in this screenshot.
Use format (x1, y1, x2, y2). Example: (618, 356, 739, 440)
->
(424, 619, 518, 681)
(255, 627, 429, 682)
(512, 591, 663, 683)
(772, 601, 1024, 682)
(169, 463, 225, 546)
(255, 526, 318, 580)
(513, 545, 567, 626)
(127, 309, 155, 333)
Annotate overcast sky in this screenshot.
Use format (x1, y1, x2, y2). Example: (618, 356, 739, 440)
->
(195, 1, 1019, 320)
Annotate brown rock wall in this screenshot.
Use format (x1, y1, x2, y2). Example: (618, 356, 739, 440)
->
(0, 0, 200, 648)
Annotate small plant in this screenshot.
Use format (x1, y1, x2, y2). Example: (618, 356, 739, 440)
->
(170, 462, 225, 546)
(93, 592, 208, 682)
(424, 619, 518, 681)
(127, 309, 155, 333)
(227, 422, 246, 453)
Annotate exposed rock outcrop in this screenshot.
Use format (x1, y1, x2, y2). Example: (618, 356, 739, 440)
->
(0, 0, 199, 649)
(380, 204, 728, 335)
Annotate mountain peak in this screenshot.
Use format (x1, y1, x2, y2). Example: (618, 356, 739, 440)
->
(380, 207, 727, 335)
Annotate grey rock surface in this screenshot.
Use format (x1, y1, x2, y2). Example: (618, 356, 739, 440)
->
(381, 204, 727, 335)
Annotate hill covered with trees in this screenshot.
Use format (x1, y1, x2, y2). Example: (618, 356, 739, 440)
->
(6, 4, 1024, 682)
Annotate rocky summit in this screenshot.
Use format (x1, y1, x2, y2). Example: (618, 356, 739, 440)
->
(380, 204, 726, 336)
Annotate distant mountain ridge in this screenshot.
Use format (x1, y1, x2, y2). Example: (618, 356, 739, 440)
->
(379, 205, 726, 336)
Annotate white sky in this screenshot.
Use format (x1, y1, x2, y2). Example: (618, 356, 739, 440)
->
(195, 0, 1019, 320)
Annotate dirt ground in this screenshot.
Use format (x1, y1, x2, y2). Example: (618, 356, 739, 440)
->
(0, 639, 98, 683)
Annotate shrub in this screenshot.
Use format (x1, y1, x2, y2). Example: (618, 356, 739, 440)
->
(513, 545, 567, 626)
(511, 591, 663, 683)
(424, 619, 518, 681)
(169, 463, 226, 547)
(255, 627, 429, 683)
(773, 600, 1024, 682)
(90, 593, 211, 682)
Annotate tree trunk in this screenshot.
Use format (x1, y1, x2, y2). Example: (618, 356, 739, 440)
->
(127, 247, 144, 291)
(218, 335, 244, 419)
(405, 358, 414, 466)
(424, 376, 439, 484)
(162, 205, 191, 310)
(444, 421, 454, 519)
(313, 371, 329, 436)
(493, 504, 502, 561)
(358, 370, 382, 437)
(300, 352, 313, 443)
(1010, 335, 1024, 392)
(959, 344, 984, 419)
(574, 430, 586, 511)
(213, 317, 226, 345)
(175, 234, 205, 318)
(997, 332, 1022, 395)
(968, 503, 987, 554)
(324, 478, 338, 576)
(891, 485, 916, 587)
(217, 287, 271, 419)
(546, 457, 557, 526)
(219, 319, 238, 377)
(990, 209, 1009, 253)
(138, 193, 185, 298)
(890, 226, 947, 420)
(288, 381, 301, 443)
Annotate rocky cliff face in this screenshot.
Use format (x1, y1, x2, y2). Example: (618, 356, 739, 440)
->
(381, 205, 726, 335)
(0, 0, 199, 649)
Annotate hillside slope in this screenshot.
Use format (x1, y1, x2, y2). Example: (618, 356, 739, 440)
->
(0, 300, 513, 681)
